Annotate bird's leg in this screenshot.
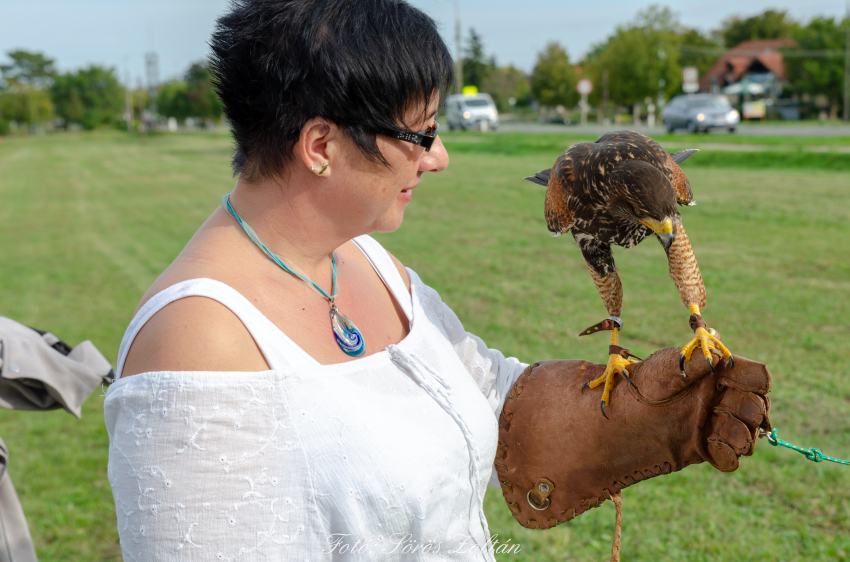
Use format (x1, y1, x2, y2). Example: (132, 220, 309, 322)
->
(581, 327, 638, 419)
(679, 304, 733, 376)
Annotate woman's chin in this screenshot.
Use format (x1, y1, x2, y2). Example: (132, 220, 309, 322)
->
(373, 206, 407, 234)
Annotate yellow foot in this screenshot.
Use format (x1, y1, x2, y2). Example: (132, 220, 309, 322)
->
(679, 326, 733, 376)
(581, 353, 638, 419)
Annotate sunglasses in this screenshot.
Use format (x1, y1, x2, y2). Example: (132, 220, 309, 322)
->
(377, 121, 440, 151)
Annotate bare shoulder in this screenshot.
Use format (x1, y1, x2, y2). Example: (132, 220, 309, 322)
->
(386, 251, 412, 294)
(121, 296, 270, 377)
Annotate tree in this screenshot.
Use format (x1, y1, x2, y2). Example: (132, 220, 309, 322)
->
(678, 28, 721, 78)
(157, 81, 192, 121)
(462, 28, 494, 90)
(784, 16, 849, 117)
(157, 61, 223, 122)
(0, 86, 54, 127)
(582, 6, 681, 108)
(482, 65, 530, 111)
(718, 9, 797, 48)
(531, 42, 578, 109)
(0, 50, 57, 129)
(50, 66, 123, 129)
(184, 62, 223, 120)
(0, 50, 56, 89)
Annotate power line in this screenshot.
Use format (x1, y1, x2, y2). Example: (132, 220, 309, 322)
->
(677, 45, 845, 58)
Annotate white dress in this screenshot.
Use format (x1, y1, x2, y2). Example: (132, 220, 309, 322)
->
(105, 235, 527, 561)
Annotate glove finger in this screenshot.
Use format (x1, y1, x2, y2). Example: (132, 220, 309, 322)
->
(761, 395, 773, 431)
(707, 441, 739, 472)
(717, 356, 772, 394)
(709, 410, 756, 456)
(715, 388, 766, 430)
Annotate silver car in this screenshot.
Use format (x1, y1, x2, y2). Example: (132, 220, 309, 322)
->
(662, 94, 740, 133)
(444, 93, 499, 131)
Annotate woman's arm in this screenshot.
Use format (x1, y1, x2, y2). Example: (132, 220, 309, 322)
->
(121, 297, 270, 377)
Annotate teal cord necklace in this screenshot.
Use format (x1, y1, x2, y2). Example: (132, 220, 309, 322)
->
(221, 193, 366, 357)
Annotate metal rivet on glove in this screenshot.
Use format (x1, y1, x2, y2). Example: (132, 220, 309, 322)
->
(527, 477, 554, 511)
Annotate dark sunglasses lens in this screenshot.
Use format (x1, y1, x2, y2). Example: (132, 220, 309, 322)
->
(421, 134, 435, 151)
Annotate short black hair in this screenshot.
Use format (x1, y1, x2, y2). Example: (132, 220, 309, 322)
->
(209, 0, 454, 181)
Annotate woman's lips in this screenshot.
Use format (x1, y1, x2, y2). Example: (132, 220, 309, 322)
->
(398, 184, 416, 202)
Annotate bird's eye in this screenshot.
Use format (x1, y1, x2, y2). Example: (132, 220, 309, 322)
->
(634, 209, 647, 218)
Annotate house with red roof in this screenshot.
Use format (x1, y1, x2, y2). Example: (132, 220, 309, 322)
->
(699, 38, 796, 92)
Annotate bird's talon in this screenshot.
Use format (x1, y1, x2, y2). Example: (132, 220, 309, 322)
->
(726, 356, 735, 369)
(706, 356, 715, 373)
(584, 353, 632, 417)
(678, 354, 688, 377)
(601, 401, 609, 420)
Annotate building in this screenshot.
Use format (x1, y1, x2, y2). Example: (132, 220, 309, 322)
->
(699, 38, 796, 93)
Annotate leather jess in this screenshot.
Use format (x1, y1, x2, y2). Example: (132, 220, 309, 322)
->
(495, 347, 772, 530)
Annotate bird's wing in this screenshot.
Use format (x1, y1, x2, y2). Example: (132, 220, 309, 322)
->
(666, 150, 698, 206)
(572, 229, 623, 318)
(534, 149, 581, 236)
(665, 219, 706, 309)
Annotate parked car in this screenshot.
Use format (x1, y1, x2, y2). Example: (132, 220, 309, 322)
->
(444, 93, 499, 130)
(662, 94, 740, 133)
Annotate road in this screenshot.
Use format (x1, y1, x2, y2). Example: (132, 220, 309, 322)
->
(498, 121, 850, 137)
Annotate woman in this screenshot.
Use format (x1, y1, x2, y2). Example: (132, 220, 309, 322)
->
(106, 1, 526, 559)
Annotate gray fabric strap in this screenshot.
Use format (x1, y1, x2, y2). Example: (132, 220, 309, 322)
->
(0, 438, 37, 562)
(0, 315, 115, 561)
(0, 317, 113, 418)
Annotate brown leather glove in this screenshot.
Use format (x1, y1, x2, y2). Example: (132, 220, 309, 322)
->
(495, 347, 772, 530)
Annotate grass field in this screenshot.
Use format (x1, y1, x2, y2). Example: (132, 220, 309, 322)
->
(0, 130, 848, 561)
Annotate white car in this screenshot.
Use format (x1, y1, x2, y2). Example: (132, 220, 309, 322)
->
(444, 93, 498, 131)
(662, 94, 740, 133)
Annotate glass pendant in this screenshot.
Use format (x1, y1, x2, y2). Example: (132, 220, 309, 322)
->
(331, 305, 366, 357)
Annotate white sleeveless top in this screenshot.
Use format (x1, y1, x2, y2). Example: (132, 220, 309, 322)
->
(104, 235, 526, 561)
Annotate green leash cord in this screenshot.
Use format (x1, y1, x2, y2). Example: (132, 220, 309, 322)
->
(764, 428, 850, 465)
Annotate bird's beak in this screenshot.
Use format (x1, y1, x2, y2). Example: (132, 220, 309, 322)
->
(639, 217, 675, 250)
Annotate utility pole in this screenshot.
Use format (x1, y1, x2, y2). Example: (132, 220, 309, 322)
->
(436, 0, 462, 94)
(844, 0, 849, 121)
(602, 69, 609, 124)
(123, 56, 133, 132)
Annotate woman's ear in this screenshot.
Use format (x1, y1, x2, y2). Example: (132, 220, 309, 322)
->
(298, 117, 333, 177)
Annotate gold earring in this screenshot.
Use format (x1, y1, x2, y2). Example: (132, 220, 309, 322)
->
(318, 162, 328, 175)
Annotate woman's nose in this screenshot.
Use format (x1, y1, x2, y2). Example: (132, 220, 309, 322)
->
(419, 135, 449, 173)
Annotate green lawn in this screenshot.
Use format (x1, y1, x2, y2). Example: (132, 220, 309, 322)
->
(0, 130, 848, 561)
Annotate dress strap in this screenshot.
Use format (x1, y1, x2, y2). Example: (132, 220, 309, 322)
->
(115, 278, 318, 378)
(352, 235, 413, 323)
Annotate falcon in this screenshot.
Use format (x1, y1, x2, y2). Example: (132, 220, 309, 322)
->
(524, 131, 732, 418)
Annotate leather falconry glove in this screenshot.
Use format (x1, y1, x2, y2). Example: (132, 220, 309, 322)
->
(495, 346, 772, 536)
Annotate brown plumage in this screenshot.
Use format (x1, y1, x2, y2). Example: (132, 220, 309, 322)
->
(525, 130, 703, 318)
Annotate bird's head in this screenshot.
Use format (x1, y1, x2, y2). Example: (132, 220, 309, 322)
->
(609, 160, 678, 250)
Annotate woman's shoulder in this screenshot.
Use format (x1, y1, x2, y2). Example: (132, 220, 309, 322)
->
(121, 285, 271, 377)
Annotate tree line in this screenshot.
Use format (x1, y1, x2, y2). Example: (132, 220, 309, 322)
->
(2, 5, 847, 133)
(0, 52, 222, 134)
(462, 6, 848, 118)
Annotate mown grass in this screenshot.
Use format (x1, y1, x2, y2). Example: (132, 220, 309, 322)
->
(0, 130, 848, 561)
(440, 132, 850, 171)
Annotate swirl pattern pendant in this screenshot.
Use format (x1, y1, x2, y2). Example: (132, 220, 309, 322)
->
(331, 305, 366, 357)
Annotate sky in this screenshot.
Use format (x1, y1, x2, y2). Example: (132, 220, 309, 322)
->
(0, 0, 846, 85)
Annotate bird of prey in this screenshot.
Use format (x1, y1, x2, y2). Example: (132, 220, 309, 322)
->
(524, 131, 732, 418)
